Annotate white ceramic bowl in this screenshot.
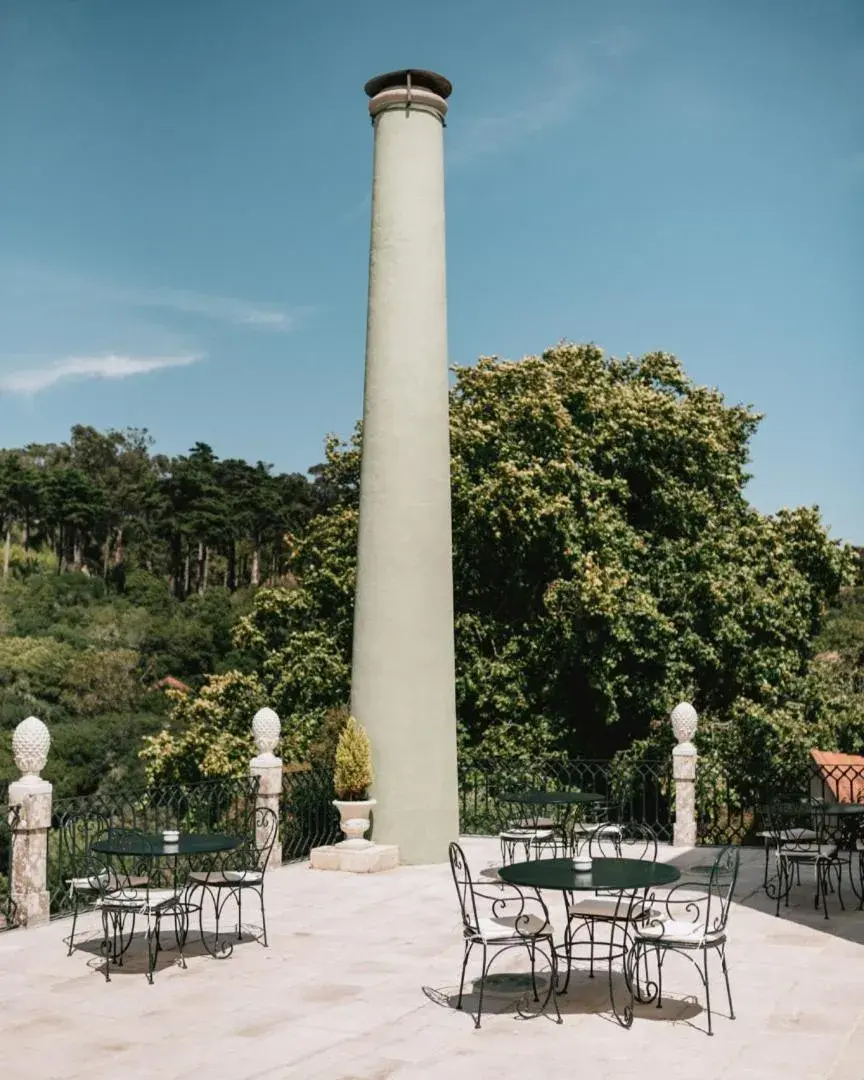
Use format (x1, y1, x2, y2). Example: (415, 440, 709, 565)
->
(162, 830, 180, 843)
(572, 857, 592, 872)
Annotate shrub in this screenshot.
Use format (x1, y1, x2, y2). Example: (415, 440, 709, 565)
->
(333, 716, 373, 800)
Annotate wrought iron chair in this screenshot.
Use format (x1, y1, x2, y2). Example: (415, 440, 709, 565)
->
(448, 841, 561, 1029)
(59, 812, 150, 956)
(569, 798, 623, 851)
(761, 801, 847, 919)
(562, 822, 659, 986)
(82, 828, 190, 984)
(184, 806, 278, 954)
(498, 804, 560, 864)
(630, 844, 739, 1036)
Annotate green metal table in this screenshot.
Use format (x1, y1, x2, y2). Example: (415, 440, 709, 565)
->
(499, 857, 681, 1027)
(90, 831, 240, 965)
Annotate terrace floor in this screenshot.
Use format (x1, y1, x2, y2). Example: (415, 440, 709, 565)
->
(2, 838, 864, 1080)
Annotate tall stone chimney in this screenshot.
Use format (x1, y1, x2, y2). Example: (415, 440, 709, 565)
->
(350, 70, 459, 864)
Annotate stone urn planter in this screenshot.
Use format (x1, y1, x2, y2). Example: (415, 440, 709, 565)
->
(333, 798, 377, 850)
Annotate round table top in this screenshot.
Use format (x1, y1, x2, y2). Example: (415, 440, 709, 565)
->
(821, 803, 864, 816)
(499, 856, 681, 892)
(91, 832, 238, 857)
(501, 790, 604, 806)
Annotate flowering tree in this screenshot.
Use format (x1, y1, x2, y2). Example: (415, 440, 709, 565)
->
(142, 343, 853, 783)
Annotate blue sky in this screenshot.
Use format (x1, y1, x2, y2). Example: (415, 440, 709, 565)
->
(1, 0, 861, 540)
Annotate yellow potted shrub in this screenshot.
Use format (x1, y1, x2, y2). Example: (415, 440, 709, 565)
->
(332, 716, 376, 847)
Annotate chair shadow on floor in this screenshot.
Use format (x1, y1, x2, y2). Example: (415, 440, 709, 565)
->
(423, 966, 705, 1030)
(67, 919, 264, 979)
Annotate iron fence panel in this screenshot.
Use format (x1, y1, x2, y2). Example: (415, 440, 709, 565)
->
(0, 803, 19, 931)
(281, 766, 341, 862)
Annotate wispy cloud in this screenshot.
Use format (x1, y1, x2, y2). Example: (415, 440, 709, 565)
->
(0, 353, 203, 395)
(113, 284, 302, 332)
(0, 258, 309, 335)
(448, 35, 635, 168)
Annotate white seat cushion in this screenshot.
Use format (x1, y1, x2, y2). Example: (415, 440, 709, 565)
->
(473, 913, 553, 943)
(67, 871, 110, 893)
(571, 823, 623, 836)
(99, 888, 182, 913)
(779, 843, 837, 861)
(499, 829, 555, 842)
(568, 897, 659, 921)
(635, 918, 725, 947)
(757, 828, 818, 843)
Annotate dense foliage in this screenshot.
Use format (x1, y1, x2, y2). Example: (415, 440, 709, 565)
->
(142, 344, 859, 791)
(0, 427, 335, 798)
(0, 425, 332, 596)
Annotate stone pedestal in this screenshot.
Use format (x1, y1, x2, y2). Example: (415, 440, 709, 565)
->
(672, 743, 697, 847)
(310, 841, 400, 874)
(249, 753, 282, 869)
(8, 778, 52, 927)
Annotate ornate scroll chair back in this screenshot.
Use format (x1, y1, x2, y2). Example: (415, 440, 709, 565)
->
(704, 845, 740, 939)
(250, 806, 279, 872)
(612, 821, 658, 864)
(449, 841, 481, 936)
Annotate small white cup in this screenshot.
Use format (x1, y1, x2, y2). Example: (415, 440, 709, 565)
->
(572, 857, 592, 872)
(162, 829, 180, 844)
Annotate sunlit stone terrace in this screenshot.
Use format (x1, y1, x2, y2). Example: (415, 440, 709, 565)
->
(2, 837, 863, 1080)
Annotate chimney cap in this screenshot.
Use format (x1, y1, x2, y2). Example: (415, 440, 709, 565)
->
(364, 69, 453, 100)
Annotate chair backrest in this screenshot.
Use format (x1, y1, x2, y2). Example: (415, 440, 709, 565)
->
(703, 845, 740, 936)
(448, 841, 480, 934)
(87, 827, 157, 900)
(245, 806, 279, 871)
(586, 820, 657, 862)
(762, 800, 830, 848)
(58, 811, 110, 876)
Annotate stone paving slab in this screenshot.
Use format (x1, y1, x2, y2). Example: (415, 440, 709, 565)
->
(1, 838, 863, 1079)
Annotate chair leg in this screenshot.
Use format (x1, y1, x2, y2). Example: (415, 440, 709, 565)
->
(560, 921, 573, 994)
(702, 949, 713, 1036)
(588, 920, 595, 978)
(656, 947, 665, 1008)
(147, 919, 158, 985)
(474, 943, 488, 1029)
(720, 945, 734, 1020)
(237, 888, 243, 940)
(529, 941, 539, 1001)
(100, 910, 112, 983)
(258, 886, 268, 947)
(456, 940, 473, 1010)
(68, 895, 79, 957)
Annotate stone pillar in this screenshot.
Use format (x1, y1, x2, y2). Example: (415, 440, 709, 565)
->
(350, 69, 459, 865)
(671, 702, 698, 848)
(249, 708, 283, 870)
(8, 716, 52, 927)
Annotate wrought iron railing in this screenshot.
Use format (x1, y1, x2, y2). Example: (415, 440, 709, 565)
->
(48, 776, 259, 917)
(459, 759, 673, 842)
(281, 765, 341, 861)
(696, 760, 864, 845)
(0, 803, 20, 931)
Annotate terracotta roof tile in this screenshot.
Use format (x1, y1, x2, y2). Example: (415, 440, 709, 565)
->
(810, 749, 864, 803)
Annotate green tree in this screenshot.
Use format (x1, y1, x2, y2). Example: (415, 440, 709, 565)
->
(144, 343, 852, 782)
